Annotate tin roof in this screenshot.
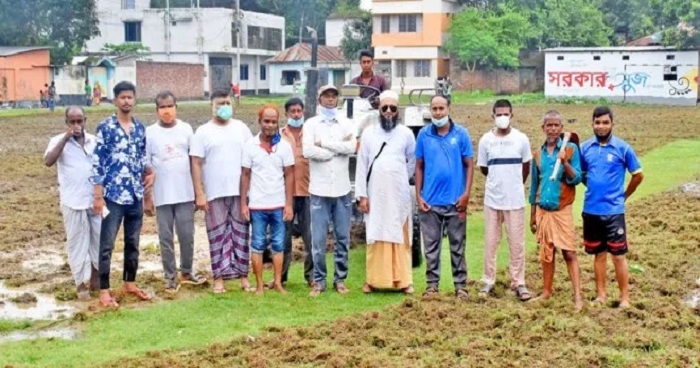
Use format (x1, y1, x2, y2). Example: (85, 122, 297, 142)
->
(267, 43, 347, 63)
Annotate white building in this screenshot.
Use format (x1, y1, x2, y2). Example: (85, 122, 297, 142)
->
(85, 0, 285, 95)
(545, 47, 699, 106)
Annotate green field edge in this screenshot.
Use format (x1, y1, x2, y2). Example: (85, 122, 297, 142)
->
(0, 138, 698, 367)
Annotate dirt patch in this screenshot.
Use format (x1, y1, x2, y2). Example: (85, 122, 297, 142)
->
(8, 293, 37, 304)
(103, 191, 700, 367)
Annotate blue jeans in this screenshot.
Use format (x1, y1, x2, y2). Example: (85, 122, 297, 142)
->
(99, 200, 143, 289)
(250, 209, 285, 255)
(310, 193, 352, 291)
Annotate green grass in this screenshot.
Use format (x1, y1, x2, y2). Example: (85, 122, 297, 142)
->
(0, 320, 32, 333)
(0, 139, 698, 367)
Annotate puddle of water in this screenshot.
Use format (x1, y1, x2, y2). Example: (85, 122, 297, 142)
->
(0, 327, 78, 343)
(684, 289, 700, 310)
(0, 281, 75, 321)
(680, 182, 700, 197)
(20, 249, 65, 273)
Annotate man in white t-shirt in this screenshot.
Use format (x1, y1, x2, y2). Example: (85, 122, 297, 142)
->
(240, 105, 294, 295)
(44, 106, 99, 300)
(144, 91, 206, 294)
(477, 99, 533, 301)
(191, 90, 253, 294)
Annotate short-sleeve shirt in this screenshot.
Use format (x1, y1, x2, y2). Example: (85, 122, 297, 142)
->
(242, 134, 294, 209)
(45, 133, 97, 210)
(146, 120, 195, 207)
(580, 135, 642, 215)
(190, 119, 253, 201)
(477, 128, 532, 210)
(350, 73, 389, 99)
(90, 115, 148, 205)
(415, 121, 474, 206)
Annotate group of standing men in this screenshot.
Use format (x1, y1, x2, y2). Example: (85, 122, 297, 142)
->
(45, 51, 644, 308)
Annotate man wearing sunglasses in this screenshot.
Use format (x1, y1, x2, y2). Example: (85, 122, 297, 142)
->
(44, 106, 100, 301)
(355, 90, 416, 294)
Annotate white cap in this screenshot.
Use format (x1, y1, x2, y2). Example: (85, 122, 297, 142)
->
(379, 90, 399, 103)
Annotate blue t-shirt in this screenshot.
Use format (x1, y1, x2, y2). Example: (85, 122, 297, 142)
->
(580, 135, 642, 215)
(415, 121, 474, 206)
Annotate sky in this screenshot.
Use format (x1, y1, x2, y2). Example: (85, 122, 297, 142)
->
(361, 0, 371, 10)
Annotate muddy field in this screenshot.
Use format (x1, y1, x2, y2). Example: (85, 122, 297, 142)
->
(1, 103, 700, 361)
(1, 104, 700, 295)
(104, 189, 700, 368)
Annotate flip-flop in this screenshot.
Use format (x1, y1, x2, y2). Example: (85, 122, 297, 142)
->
(125, 287, 152, 301)
(212, 286, 227, 294)
(99, 297, 119, 309)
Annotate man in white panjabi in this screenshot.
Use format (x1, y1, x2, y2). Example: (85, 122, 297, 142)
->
(355, 90, 416, 294)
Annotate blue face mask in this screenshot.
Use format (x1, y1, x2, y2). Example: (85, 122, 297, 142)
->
(432, 116, 449, 128)
(321, 107, 337, 120)
(216, 105, 233, 121)
(287, 117, 304, 128)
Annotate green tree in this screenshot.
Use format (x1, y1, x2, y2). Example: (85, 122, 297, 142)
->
(660, 0, 700, 48)
(0, 0, 99, 65)
(339, 11, 372, 60)
(446, 7, 531, 70)
(102, 43, 151, 56)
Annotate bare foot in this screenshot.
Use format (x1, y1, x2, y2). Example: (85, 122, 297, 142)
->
(212, 278, 226, 294)
(273, 283, 288, 294)
(591, 296, 606, 306)
(241, 277, 255, 292)
(362, 283, 372, 294)
(254, 286, 264, 296)
(528, 293, 552, 303)
(619, 299, 630, 309)
(574, 298, 584, 311)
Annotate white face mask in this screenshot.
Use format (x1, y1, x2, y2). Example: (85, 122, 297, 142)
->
(321, 107, 337, 120)
(432, 116, 449, 128)
(495, 115, 510, 129)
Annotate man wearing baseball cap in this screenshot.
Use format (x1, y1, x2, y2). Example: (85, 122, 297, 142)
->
(302, 85, 357, 296)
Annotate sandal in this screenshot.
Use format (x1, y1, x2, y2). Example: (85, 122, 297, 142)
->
(513, 285, 532, 302)
(164, 279, 180, 294)
(455, 288, 469, 300)
(478, 283, 494, 298)
(422, 286, 439, 297)
(212, 286, 227, 294)
(99, 293, 119, 309)
(180, 273, 207, 285)
(335, 282, 350, 294)
(309, 284, 323, 297)
(125, 286, 152, 301)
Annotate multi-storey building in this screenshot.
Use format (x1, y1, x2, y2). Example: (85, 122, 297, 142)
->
(371, 0, 459, 91)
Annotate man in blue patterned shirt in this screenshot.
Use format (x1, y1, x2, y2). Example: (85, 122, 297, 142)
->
(91, 81, 155, 308)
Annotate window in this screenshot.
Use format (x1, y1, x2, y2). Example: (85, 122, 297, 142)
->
(381, 15, 390, 33)
(396, 60, 407, 78)
(231, 22, 239, 47)
(124, 22, 141, 42)
(593, 55, 601, 61)
(399, 14, 417, 32)
(122, 0, 135, 9)
(622, 55, 630, 60)
(414, 60, 430, 78)
(247, 26, 283, 51)
(282, 70, 300, 86)
(667, 55, 675, 60)
(557, 55, 564, 60)
(240, 64, 249, 81)
(260, 65, 266, 81)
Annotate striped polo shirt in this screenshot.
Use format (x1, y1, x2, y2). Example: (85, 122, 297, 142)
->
(477, 127, 532, 210)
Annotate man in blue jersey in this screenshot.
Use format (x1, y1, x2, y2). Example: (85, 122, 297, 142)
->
(580, 106, 643, 308)
(415, 95, 474, 299)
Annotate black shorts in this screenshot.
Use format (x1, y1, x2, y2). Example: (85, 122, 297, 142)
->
(582, 213, 628, 256)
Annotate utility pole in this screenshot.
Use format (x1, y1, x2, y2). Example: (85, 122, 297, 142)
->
(165, 0, 171, 61)
(304, 26, 319, 120)
(234, 0, 242, 87)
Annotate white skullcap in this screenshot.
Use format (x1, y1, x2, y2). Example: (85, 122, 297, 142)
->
(379, 90, 399, 102)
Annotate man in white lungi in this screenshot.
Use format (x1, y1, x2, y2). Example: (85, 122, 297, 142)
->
(44, 106, 100, 300)
(355, 90, 416, 294)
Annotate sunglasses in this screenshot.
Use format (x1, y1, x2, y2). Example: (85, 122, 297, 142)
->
(381, 105, 398, 113)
